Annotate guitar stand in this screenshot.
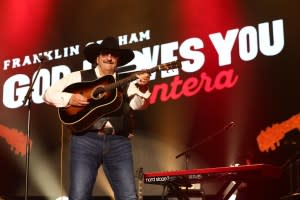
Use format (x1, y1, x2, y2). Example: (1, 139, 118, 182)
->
(215, 179, 241, 200)
(280, 152, 300, 200)
(163, 181, 205, 200)
(164, 180, 241, 200)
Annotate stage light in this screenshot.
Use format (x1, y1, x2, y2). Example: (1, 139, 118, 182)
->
(55, 196, 69, 200)
(224, 181, 238, 200)
(228, 193, 237, 200)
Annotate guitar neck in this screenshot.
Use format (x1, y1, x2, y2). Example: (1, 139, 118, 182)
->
(105, 65, 161, 91)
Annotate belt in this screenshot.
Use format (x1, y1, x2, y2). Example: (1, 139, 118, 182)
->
(98, 127, 115, 135)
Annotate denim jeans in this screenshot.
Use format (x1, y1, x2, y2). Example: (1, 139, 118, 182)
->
(69, 132, 137, 200)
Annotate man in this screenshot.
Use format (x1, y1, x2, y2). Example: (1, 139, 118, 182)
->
(43, 36, 151, 200)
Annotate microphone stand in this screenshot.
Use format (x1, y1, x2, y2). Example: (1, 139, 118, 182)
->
(175, 121, 235, 169)
(22, 57, 47, 200)
(173, 122, 235, 199)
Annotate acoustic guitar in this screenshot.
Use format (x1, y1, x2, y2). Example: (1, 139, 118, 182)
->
(58, 61, 181, 132)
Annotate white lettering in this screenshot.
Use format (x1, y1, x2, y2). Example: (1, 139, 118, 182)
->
(69, 45, 80, 56)
(259, 19, 284, 56)
(82, 60, 93, 70)
(12, 58, 22, 68)
(179, 37, 205, 73)
(119, 35, 128, 45)
(132, 45, 160, 80)
(3, 60, 11, 70)
(139, 30, 150, 41)
(3, 74, 29, 108)
(50, 65, 71, 85)
(209, 29, 239, 66)
(22, 56, 32, 66)
(32, 69, 51, 104)
(2, 65, 72, 108)
(119, 30, 151, 45)
(3, 45, 81, 70)
(43, 51, 53, 60)
(54, 49, 62, 59)
(128, 33, 139, 44)
(239, 26, 258, 61)
(160, 42, 179, 78)
(1, 22, 285, 109)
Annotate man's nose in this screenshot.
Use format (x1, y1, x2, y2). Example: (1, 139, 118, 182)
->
(107, 53, 113, 59)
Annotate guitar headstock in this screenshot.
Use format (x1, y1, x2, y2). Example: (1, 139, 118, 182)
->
(159, 60, 181, 71)
(256, 113, 300, 152)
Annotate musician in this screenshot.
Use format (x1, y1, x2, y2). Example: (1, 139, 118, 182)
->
(43, 36, 151, 200)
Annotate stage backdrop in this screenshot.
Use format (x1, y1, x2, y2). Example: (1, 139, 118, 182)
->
(0, 0, 299, 198)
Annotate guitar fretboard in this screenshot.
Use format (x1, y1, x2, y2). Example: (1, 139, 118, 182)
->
(102, 61, 179, 92)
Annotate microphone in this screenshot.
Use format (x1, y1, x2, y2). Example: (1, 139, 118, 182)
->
(38, 55, 49, 62)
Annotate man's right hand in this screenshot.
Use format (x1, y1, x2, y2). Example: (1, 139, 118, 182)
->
(68, 94, 89, 106)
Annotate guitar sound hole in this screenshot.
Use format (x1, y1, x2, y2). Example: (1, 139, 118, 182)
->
(92, 87, 105, 99)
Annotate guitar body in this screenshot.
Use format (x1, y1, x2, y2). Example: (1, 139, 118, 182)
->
(58, 75, 123, 132)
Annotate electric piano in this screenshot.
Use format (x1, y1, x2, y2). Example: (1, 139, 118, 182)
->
(144, 164, 282, 200)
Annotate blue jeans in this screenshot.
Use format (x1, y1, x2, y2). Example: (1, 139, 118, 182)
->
(69, 132, 137, 200)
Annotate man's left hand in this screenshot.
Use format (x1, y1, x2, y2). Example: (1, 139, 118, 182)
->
(136, 72, 150, 86)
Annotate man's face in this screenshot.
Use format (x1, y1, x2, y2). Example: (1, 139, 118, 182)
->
(96, 50, 119, 74)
